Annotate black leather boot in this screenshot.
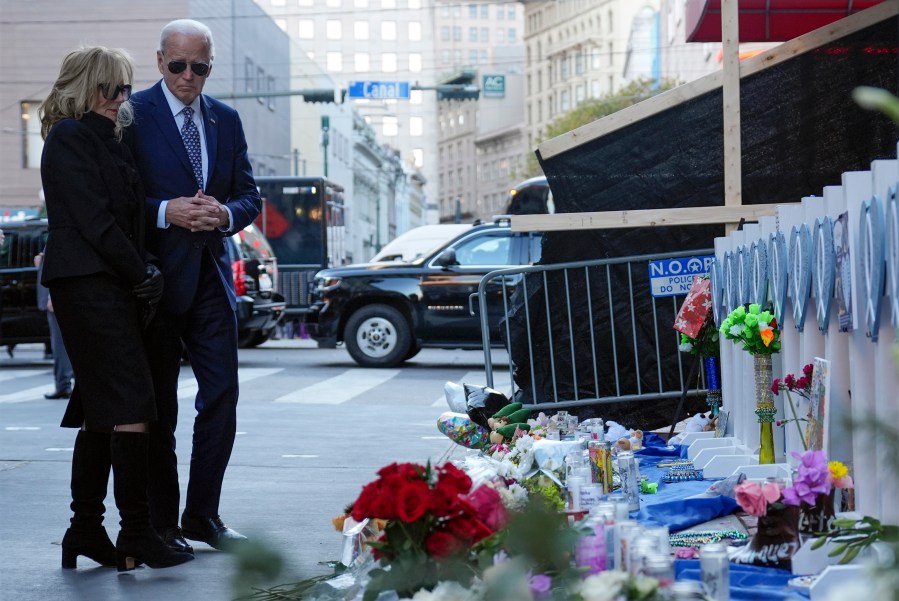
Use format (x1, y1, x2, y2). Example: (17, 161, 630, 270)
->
(61, 430, 116, 568)
(110, 432, 194, 571)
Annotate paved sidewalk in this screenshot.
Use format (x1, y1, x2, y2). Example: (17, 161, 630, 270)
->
(0, 349, 453, 601)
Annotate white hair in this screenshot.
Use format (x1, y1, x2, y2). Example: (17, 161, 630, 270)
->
(159, 19, 215, 59)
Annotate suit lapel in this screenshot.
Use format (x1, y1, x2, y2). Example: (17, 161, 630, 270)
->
(200, 96, 217, 190)
(146, 82, 199, 187)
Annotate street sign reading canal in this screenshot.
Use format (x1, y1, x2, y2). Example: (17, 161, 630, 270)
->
(648, 255, 714, 297)
(347, 81, 410, 100)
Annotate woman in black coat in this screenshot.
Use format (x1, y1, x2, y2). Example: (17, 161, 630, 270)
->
(40, 46, 193, 572)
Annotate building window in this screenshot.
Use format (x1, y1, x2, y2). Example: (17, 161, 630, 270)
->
(274, 19, 287, 31)
(410, 116, 423, 136)
(412, 148, 423, 168)
(453, 49, 462, 65)
(560, 56, 569, 80)
(326, 0, 340, 6)
(327, 52, 343, 71)
(441, 26, 450, 41)
(244, 58, 254, 93)
(382, 116, 398, 136)
(381, 53, 397, 72)
(21, 101, 43, 169)
(507, 6, 515, 19)
(267, 75, 276, 110)
(408, 0, 421, 8)
(327, 20, 342, 39)
(480, 49, 488, 64)
(257, 66, 265, 103)
(507, 28, 516, 42)
(496, 28, 505, 43)
(354, 52, 370, 71)
(299, 0, 313, 5)
(440, 49, 451, 65)
(271, 0, 285, 4)
(409, 53, 422, 72)
(469, 50, 478, 65)
(408, 21, 421, 41)
(480, 4, 488, 18)
(354, 21, 369, 39)
(298, 20, 314, 39)
(381, 21, 396, 40)
(591, 47, 601, 69)
(480, 27, 488, 42)
(575, 52, 585, 75)
(382, 0, 395, 7)
(453, 26, 461, 41)
(410, 89, 423, 104)
(469, 3, 477, 18)
(354, 0, 368, 6)
(591, 80, 600, 97)
(469, 27, 478, 42)
(575, 84, 585, 105)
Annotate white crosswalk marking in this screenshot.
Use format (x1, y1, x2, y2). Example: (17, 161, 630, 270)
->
(431, 371, 514, 408)
(177, 367, 283, 400)
(0, 369, 50, 384)
(274, 368, 400, 404)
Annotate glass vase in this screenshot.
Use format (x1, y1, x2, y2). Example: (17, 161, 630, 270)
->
(753, 354, 777, 465)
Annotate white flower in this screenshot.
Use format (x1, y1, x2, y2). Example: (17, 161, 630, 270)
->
(577, 571, 628, 601)
(515, 435, 535, 452)
(729, 324, 744, 337)
(499, 483, 529, 510)
(428, 580, 483, 601)
(632, 575, 659, 597)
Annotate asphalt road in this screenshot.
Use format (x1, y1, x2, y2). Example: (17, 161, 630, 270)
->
(0, 340, 510, 601)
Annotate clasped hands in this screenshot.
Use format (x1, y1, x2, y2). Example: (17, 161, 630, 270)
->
(166, 191, 229, 232)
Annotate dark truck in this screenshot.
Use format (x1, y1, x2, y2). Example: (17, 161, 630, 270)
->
(253, 176, 346, 324)
(303, 218, 543, 367)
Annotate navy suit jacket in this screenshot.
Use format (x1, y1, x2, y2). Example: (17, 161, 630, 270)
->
(128, 81, 261, 315)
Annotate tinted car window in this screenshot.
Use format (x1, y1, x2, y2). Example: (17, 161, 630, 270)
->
(451, 232, 513, 267)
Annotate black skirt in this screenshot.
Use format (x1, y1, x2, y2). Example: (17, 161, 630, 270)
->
(49, 273, 157, 428)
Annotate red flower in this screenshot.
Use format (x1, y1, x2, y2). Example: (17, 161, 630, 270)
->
(445, 515, 493, 544)
(396, 480, 431, 523)
(425, 530, 466, 558)
(464, 485, 508, 531)
(352, 481, 381, 521)
(377, 462, 423, 481)
(437, 463, 472, 496)
(429, 485, 461, 518)
(803, 363, 813, 377)
(771, 378, 781, 396)
(784, 374, 796, 390)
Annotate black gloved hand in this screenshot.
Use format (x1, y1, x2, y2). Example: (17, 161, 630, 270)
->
(132, 264, 164, 305)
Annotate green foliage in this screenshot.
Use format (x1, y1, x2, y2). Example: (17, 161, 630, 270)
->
(523, 78, 681, 178)
(719, 303, 781, 355)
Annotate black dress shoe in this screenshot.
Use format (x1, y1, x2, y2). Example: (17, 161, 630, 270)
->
(160, 526, 194, 554)
(181, 513, 247, 550)
(44, 389, 71, 400)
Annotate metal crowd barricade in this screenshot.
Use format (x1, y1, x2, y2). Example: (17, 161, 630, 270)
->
(477, 248, 714, 410)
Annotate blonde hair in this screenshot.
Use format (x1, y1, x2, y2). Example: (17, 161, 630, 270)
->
(40, 46, 134, 141)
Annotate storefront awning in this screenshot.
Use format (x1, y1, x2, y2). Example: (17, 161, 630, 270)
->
(686, 0, 886, 42)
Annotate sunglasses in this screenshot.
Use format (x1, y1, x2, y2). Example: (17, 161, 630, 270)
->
(99, 84, 132, 100)
(166, 60, 210, 77)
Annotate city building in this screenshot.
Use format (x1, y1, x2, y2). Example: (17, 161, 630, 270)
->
(0, 0, 292, 217)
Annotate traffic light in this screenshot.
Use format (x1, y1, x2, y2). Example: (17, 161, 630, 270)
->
(301, 89, 346, 104)
(436, 84, 480, 101)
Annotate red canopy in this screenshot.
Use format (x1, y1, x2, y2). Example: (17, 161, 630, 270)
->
(685, 0, 886, 42)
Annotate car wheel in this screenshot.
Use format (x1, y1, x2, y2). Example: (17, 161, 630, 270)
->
(345, 304, 412, 367)
(404, 342, 421, 360)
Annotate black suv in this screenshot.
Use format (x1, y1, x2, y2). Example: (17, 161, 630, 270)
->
(304, 218, 543, 367)
(0, 219, 283, 352)
(226, 224, 286, 348)
(0, 219, 50, 353)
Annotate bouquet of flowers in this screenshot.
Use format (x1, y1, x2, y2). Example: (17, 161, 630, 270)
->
(719, 303, 781, 355)
(771, 363, 813, 450)
(349, 461, 506, 600)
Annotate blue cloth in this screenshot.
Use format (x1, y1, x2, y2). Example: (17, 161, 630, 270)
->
(635, 433, 682, 456)
(628, 445, 738, 531)
(675, 560, 809, 600)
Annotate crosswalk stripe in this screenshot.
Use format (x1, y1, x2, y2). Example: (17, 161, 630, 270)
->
(177, 367, 283, 400)
(0, 385, 57, 404)
(431, 371, 514, 408)
(0, 369, 51, 384)
(274, 368, 400, 404)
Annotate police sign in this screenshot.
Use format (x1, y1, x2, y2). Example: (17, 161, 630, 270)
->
(482, 74, 505, 98)
(648, 255, 714, 297)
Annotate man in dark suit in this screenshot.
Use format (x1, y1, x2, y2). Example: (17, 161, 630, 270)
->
(128, 18, 260, 553)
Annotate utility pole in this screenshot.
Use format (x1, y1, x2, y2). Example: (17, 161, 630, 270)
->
(292, 148, 300, 177)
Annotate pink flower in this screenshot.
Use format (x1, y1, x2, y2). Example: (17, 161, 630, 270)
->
(771, 378, 781, 396)
(464, 484, 508, 531)
(735, 481, 782, 516)
(833, 475, 854, 489)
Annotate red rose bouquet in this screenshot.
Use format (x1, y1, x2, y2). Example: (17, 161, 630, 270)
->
(350, 461, 506, 600)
